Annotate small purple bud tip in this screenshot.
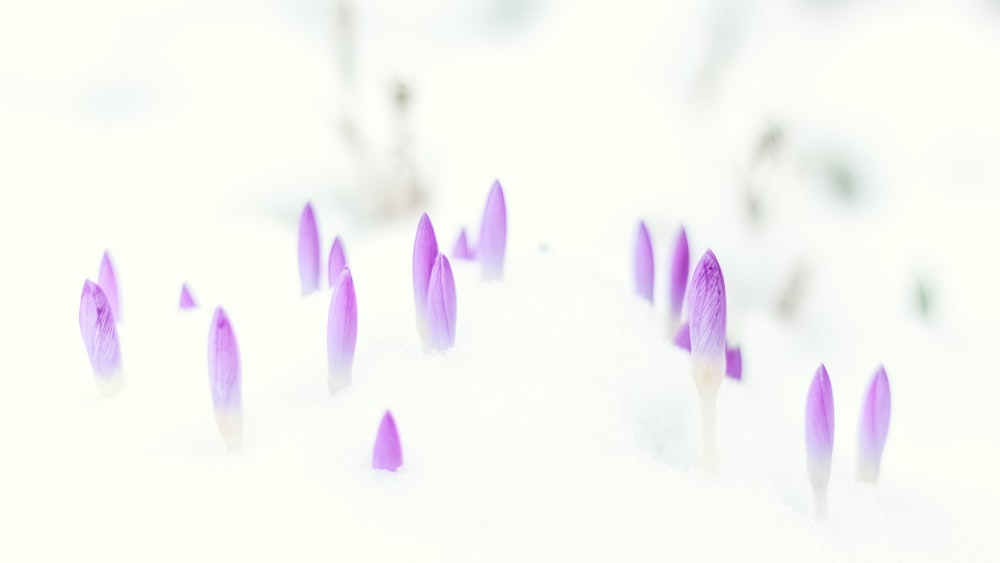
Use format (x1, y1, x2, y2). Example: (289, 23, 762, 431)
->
(669, 227, 689, 320)
(98, 251, 121, 322)
(79, 280, 123, 395)
(179, 283, 197, 310)
(373, 410, 403, 472)
(634, 221, 654, 303)
(688, 249, 726, 363)
(673, 322, 691, 351)
(858, 365, 891, 483)
(452, 228, 474, 260)
(327, 268, 358, 394)
(426, 253, 457, 351)
(208, 307, 242, 450)
(725, 346, 742, 381)
(805, 364, 835, 514)
(298, 202, 321, 295)
(413, 213, 439, 314)
(327, 236, 348, 288)
(479, 179, 507, 281)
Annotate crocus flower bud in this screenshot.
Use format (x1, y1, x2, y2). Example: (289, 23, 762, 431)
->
(805, 364, 835, 516)
(426, 253, 457, 351)
(298, 201, 321, 295)
(413, 213, 439, 344)
(857, 365, 890, 483)
(479, 180, 507, 280)
(453, 228, 474, 260)
(328, 236, 348, 289)
(98, 251, 121, 322)
(372, 410, 403, 472)
(179, 283, 197, 310)
(208, 307, 242, 451)
(634, 221, 654, 303)
(327, 268, 358, 394)
(668, 227, 689, 330)
(688, 249, 727, 470)
(79, 279, 123, 396)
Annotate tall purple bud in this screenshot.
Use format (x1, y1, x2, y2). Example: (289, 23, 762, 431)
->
(298, 201, 321, 295)
(328, 236, 348, 288)
(426, 253, 457, 351)
(634, 221, 654, 303)
(79, 280, 123, 396)
(372, 410, 403, 472)
(208, 307, 242, 451)
(453, 228, 474, 260)
(857, 365, 891, 484)
(413, 213, 439, 346)
(805, 364, 835, 516)
(179, 283, 197, 310)
(479, 180, 507, 281)
(668, 227, 689, 331)
(327, 268, 358, 394)
(688, 249, 727, 470)
(98, 251, 121, 322)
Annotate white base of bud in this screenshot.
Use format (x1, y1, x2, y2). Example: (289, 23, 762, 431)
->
(692, 359, 724, 473)
(857, 461, 880, 484)
(214, 409, 243, 452)
(95, 373, 124, 397)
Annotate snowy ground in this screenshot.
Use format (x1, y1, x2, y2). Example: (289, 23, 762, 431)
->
(1, 0, 999, 560)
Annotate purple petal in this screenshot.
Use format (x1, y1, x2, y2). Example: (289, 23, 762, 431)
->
(452, 228, 474, 260)
(79, 280, 122, 389)
(426, 253, 457, 351)
(805, 364, 835, 489)
(858, 365, 891, 482)
(669, 227, 689, 320)
(98, 251, 121, 322)
(327, 236, 348, 288)
(413, 213, 439, 318)
(179, 283, 197, 310)
(725, 345, 742, 381)
(673, 321, 691, 351)
(634, 221, 654, 303)
(478, 180, 507, 280)
(208, 307, 242, 414)
(298, 202, 321, 295)
(688, 249, 726, 363)
(373, 410, 403, 472)
(327, 268, 358, 394)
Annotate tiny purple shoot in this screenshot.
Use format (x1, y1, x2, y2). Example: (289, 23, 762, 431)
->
(298, 201, 321, 296)
(373, 410, 403, 472)
(634, 221, 654, 303)
(180, 283, 197, 310)
(453, 228, 474, 260)
(857, 365, 891, 483)
(479, 180, 507, 281)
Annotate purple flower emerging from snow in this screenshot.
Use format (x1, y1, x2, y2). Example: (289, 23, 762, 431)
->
(208, 307, 242, 450)
(413, 213, 439, 343)
(634, 221, 654, 303)
(98, 251, 121, 322)
(298, 201, 321, 295)
(688, 250, 726, 365)
(479, 180, 507, 281)
(179, 283, 197, 310)
(426, 253, 457, 351)
(79, 279, 123, 396)
(669, 227, 689, 326)
(327, 268, 358, 394)
(453, 228, 474, 260)
(857, 365, 891, 483)
(328, 236, 348, 288)
(373, 410, 403, 472)
(805, 364, 835, 515)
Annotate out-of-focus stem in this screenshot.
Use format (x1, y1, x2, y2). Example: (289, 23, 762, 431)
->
(813, 487, 828, 518)
(693, 359, 723, 472)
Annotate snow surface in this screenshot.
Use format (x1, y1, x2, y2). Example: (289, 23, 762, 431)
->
(1, 0, 999, 560)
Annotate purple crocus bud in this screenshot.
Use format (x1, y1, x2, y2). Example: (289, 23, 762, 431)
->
(208, 307, 242, 450)
(478, 179, 507, 280)
(673, 321, 691, 351)
(668, 227, 689, 329)
(725, 345, 742, 381)
(79, 279, 123, 396)
(689, 250, 726, 367)
(805, 364, 835, 516)
(425, 253, 457, 351)
(98, 251, 121, 322)
(452, 228, 474, 260)
(179, 283, 197, 310)
(328, 236, 348, 288)
(857, 365, 891, 483)
(634, 221, 654, 303)
(413, 213, 439, 343)
(327, 268, 357, 394)
(372, 410, 403, 472)
(298, 201, 321, 295)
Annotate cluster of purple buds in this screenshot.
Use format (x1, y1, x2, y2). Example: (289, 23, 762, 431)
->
(412, 214, 457, 351)
(299, 201, 351, 294)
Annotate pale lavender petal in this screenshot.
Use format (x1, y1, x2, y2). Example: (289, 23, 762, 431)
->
(79, 280, 122, 383)
(208, 307, 242, 413)
(478, 180, 507, 280)
(98, 251, 121, 322)
(669, 227, 689, 319)
(327, 268, 358, 393)
(725, 345, 742, 381)
(373, 410, 403, 472)
(634, 221, 654, 303)
(805, 364, 835, 490)
(179, 283, 197, 310)
(413, 213, 439, 317)
(688, 249, 726, 363)
(858, 365, 891, 482)
(426, 253, 457, 351)
(452, 228, 474, 260)
(298, 201, 321, 295)
(327, 236, 348, 288)
(673, 322, 691, 351)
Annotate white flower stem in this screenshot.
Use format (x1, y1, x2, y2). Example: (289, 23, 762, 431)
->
(693, 359, 723, 473)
